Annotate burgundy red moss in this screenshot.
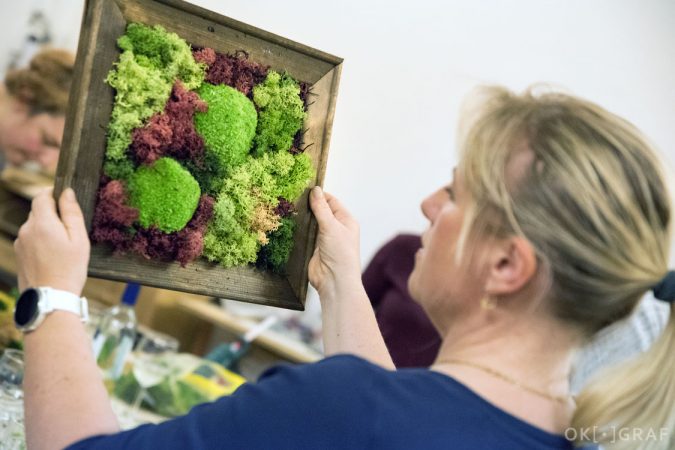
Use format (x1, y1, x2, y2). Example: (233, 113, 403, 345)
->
(130, 81, 208, 166)
(92, 176, 215, 267)
(193, 48, 269, 97)
(274, 198, 295, 218)
(91, 178, 139, 249)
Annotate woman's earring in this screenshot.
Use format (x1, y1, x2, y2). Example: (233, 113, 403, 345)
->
(480, 297, 496, 310)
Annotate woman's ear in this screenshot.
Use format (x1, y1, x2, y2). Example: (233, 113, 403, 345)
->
(484, 236, 537, 295)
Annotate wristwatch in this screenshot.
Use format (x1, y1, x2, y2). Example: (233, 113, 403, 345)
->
(14, 287, 89, 333)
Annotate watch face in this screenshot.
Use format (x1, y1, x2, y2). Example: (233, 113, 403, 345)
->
(15, 288, 40, 327)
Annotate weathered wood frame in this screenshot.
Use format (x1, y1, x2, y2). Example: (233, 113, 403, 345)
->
(55, 0, 342, 310)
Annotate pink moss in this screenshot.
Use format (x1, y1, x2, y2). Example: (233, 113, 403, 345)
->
(274, 197, 295, 218)
(193, 48, 269, 97)
(130, 81, 208, 165)
(91, 177, 214, 267)
(130, 195, 215, 266)
(91, 178, 139, 250)
(193, 47, 216, 66)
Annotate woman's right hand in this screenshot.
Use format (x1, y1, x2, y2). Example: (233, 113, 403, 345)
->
(308, 187, 363, 299)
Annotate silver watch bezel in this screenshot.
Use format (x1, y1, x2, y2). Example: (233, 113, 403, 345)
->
(15, 287, 89, 333)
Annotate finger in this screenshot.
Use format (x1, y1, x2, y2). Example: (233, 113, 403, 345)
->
(323, 192, 355, 224)
(310, 187, 336, 229)
(30, 187, 59, 222)
(59, 188, 87, 241)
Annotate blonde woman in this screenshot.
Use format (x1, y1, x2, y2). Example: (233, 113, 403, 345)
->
(14, 87, 673, 449)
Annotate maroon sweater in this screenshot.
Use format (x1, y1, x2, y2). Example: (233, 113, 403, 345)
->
(362, 234, 441, 368)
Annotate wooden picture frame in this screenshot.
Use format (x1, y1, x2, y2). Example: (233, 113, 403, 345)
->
(55, 0, 342, 310)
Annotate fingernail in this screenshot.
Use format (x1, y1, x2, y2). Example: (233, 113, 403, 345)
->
(64, 188, 76, 200)
(312, 186, 323, 198)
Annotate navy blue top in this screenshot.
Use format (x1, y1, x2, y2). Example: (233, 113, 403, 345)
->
(68, 355, 575, 450)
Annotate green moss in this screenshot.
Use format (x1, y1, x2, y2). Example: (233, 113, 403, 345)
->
(128, 158, 201, 232)
(185, 153, 226, 197)
(194, 84, 257, 179)
(203, 194, 260, 267)
(103, 158, 135, 181)
(202, 152, 314, 267)
(106, 23, 205, 161)
(256, 218, 296, 273)
(252, 71, 306, 155)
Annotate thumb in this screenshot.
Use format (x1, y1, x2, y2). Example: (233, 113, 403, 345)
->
(59, 188, 87, 240)
(310, 186, 335, 229)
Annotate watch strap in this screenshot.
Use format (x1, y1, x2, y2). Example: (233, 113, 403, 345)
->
(38, 287, 89, 323)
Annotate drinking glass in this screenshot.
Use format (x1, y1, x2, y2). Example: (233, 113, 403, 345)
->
(0, 349, 25, 449)
(126, 330, 179, 425)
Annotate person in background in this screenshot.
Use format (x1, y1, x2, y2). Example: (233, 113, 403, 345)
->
(13, 86, 675, 449)
(0, 48, 74, 174)
(362, 233, 441, 367)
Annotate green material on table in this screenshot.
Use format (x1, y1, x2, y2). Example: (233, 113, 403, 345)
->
(113, 353, 246, 417)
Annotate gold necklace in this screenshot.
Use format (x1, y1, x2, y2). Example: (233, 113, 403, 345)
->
(438, 359, 571, 405)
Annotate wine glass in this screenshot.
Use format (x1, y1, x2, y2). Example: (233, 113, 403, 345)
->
(126, 330, 179, 425)
(0, 349, 24, 397)
(0, 349, 25, 449)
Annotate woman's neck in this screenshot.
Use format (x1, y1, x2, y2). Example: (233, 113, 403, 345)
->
(431, 309, 578, 433)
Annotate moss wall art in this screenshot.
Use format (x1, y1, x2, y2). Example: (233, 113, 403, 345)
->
(92, 23, 315, 272)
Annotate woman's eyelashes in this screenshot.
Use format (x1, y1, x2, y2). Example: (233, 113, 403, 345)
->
(444, 185, 455, 201)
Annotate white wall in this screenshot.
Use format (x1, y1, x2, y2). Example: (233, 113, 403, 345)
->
(2, 0, 674, 266)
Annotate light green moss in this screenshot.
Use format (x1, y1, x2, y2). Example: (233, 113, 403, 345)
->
(194, 84, 257, 182)
(252, 71, 306, 155)
(202, 151, 314, 267)
(128, 158, 201, 232)
(105, 23, 205, 161)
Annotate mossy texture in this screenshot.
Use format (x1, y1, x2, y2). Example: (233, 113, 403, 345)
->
(128, 158, 201, 233)
(130, 81, 207, 165)
(253, 71, 306, 155)
(103, 158, 136, 181)
(193, 48, 269, 97)
(106, 23, 205, 161)
(203, 151, 314, 267)
(194, 84, 257, 178)
(256, 217, 296, 273)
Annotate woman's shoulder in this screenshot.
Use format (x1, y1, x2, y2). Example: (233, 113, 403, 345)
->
(261, 355, 577, 450)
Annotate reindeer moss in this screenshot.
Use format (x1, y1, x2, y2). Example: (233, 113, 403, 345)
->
(202, 151, 314, 267)
(193, 48, 269, 97)
(103, 158, 136, 181)
(252, 71, 306, 155)
(128, 158, 201, 233)
(106, 23, 205, 161)
(194, 83, 257, 178)
(256, 217, 296, 273)
(130, 81, 208, 165)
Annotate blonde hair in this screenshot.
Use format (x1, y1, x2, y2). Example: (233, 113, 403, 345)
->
(4, 48, 75, 115)
(457, 86, 674, 449)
